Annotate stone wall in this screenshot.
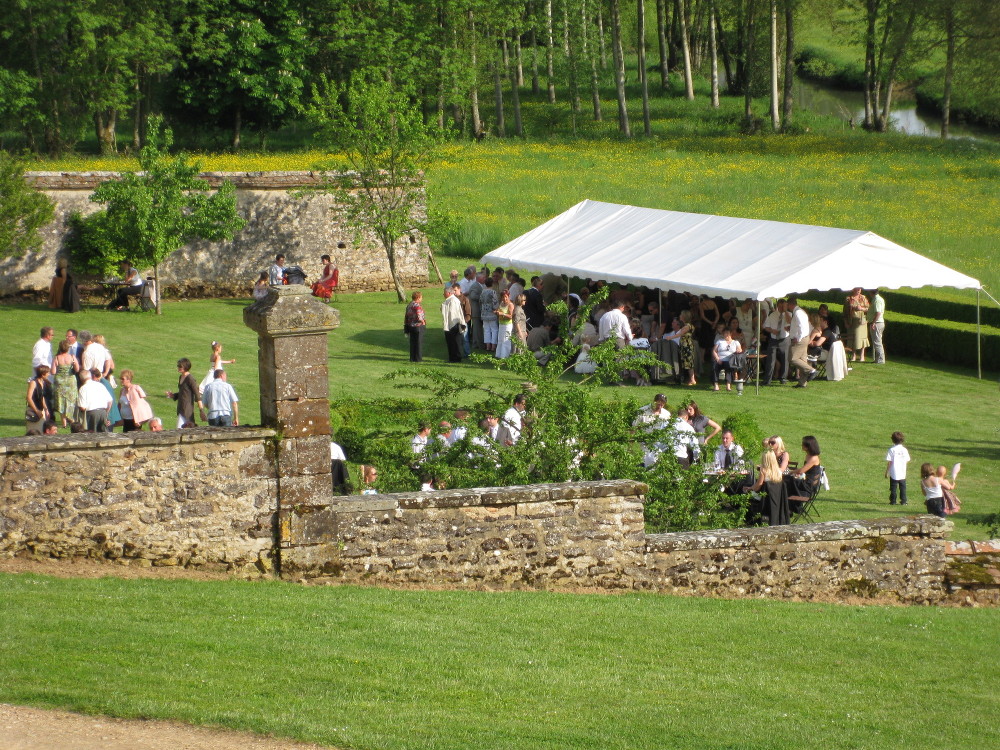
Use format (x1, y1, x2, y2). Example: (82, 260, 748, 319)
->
(1, 172, 428, 298)
(0, 428, 278, 574)
(641, 517, 952, 604)
(280, 481, 649, 588)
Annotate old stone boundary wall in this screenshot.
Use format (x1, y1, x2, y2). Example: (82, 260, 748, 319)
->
(2, 431, 979, 604)
(1, 172, 428, 298)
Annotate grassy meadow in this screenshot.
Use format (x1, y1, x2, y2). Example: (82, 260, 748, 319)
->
(3, 292, 997, 539)
(1, 575, 999, 750)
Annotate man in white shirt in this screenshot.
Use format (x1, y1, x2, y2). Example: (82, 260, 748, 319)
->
(77, 368, 113, 432)
(499, 395, 526, 446)
(762, 299, 791, 385)
(201, 370, 240, 426)
(634, 394, 671, 467)
(869, 288, 886, 365)
(31, 326, 54, 376)
(80, 332, 111, 378)
(787, 296, 818, 387)
(713, 430, 745, 470)
(506, 270, 524, 303)
(412, 423, 432, 454)
(673, 411, 697, 468)
(885, 430, 910, 505)
(598, 301, 632, 348)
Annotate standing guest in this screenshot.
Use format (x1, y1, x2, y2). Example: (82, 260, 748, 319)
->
(268, 254, 286, 286)
(166, 358, 204, 428)
(78, 368, 113, 432)
(762, 298, 791, 385)
(199, 341, 235, 394)
(441, 286, 466, 363)
(480, 277, 499, 354)
(787, 296, 819, 387)
(311, 254, 338, 299)
(634, 394, 672, 467)
(506, 270, 524, 302)
(404, 291, 426, 362)
(599, 299, 632, 349)
(524, 276, 546, 330)
(736, 299, 756, 336)
(108, 260, 144, 310)
(449, 409, 470, 445)
(686, 402, 721, 448)
(920, 463, 946, 518)
(843, 287, 870, 362)
(499, 394, 527, 445)
(80, 331, 111, 378)
(51, 340, 79, 427)
(452, 283, 473, 357)
(512, 293, 528, 349)
(25, 365, 51, 435)
(467, 270, 485, 351)
(869, 288, 886, 364)
(766, 435, 791, 472)
(412, 423, 432, 454)
(97, 366, 122, 429)
(118, 369, 154, 432)
(202, 370, 240, 426)
(885, 431, 910, 506)
(252, 272, 270, 300)
(491, 267, 508, 296)
(92, 335, 116, 379)
(48, 258, 69, 309)
(445, 269, 460, 293)
(65, 329, 82, 370)
(360, 464, 379, 494)
(698, 295, 721, 365)
(31, 326, 54, 377)
(494, 288, 515, 359)
(677, 310, 698, 386)
(541, 272, 568, 305)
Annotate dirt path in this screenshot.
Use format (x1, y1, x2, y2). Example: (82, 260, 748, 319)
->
(0, 704, 336, 750)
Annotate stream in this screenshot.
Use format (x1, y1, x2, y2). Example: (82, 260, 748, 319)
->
(792, 75, 999, 143)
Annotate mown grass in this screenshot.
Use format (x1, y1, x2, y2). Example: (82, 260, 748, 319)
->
(3, 295, 997, 539)
(0, 575, 998, 750)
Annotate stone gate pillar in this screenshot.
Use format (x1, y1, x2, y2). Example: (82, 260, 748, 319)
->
(243, 284, 340, 508)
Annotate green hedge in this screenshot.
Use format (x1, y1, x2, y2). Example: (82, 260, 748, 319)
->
(804, 289, 999, 328)
(882, 315, 1000, 372)
(795, 46, 865, 91)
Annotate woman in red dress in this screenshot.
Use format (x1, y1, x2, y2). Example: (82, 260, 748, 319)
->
(311, 255, 338, 299)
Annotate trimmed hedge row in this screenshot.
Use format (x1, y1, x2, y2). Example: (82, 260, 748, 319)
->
(804, 289, 998, 328)
(879, 315, 1000, 372)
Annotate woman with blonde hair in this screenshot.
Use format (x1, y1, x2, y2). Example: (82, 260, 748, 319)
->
(495, 288, 515, 359)
(512, 293, 528, 348)
(748, 451, 789, 525)
(766, 435, 790, 472)
(51, 340, 79, 427)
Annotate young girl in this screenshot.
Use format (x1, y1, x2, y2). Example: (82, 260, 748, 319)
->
(200, 341, 236, 394)
(252, 272, 269, 301)
(937, 464, 962, 515)
(920, 462, 946, 518)
(118, 369, 154, 432)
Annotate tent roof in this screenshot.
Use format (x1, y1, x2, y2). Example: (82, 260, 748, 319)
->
(480, 200, 981, 300)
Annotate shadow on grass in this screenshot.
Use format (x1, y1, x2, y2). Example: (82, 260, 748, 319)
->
(906, 440, 998, 462)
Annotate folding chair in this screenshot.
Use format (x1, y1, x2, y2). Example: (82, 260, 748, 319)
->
(789, 467, 823, 523)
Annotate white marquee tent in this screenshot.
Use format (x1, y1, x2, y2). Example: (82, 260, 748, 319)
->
(481, 200, 988, 379)
(482, 200, 982, 300)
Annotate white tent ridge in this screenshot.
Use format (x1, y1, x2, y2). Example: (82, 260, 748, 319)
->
(481, 200, 981, 300)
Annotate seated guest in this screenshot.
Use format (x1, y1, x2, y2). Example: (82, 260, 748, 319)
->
(634, 394, 671, 467)
(711, 327, 742, 392)
(108, 260, 144, 310)
(785, 435, 822, 509)
(41, 419, 59, 435)
(766, 435, 791, 472)
(727, 317, 747, 350)
(713, 429, 745, 470)
(526, 318, 561, 365)
(311, 254, 338, 299)
(269, 254, 286, 286)
(746, 451, 789, 526)
(252, 272, 269, 301)
(412, 423, 432, 455)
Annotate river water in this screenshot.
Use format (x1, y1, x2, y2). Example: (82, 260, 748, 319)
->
(792, 76, 999, 142)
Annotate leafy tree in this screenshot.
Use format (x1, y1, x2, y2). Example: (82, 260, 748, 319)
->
(83, 117, 244, 313)
(305, 70, 440, 302)
(0, 152, 55, 258)
(334, 290, 756, 533)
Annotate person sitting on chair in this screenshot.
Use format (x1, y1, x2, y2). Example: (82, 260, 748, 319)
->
(109, 260, 144, 310)
(785, 435, 822, 512)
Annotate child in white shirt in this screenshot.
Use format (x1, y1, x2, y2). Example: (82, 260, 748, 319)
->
(885, 431, 911, 505)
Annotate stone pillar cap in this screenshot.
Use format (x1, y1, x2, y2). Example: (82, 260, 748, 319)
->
(243, 284, 340, 337)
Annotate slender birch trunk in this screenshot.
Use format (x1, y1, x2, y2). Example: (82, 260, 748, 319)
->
(610, 0, 631, 136)
(769, 0, 780, 131)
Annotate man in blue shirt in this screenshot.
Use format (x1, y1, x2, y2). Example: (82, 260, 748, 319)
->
(201, 370, 240, 427)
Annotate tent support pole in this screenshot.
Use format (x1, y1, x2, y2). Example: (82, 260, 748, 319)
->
(755, 305, 761, 396)
(977, 289, 982, 380)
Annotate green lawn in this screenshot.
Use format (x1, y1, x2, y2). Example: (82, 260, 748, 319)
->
(0, 575, 997, 750)
(3, 293, 998, 539)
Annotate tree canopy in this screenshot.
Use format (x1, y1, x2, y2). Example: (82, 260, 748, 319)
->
(0, 152, 54, 259)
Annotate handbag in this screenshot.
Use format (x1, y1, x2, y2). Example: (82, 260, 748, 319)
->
(25, 407, 41, 422)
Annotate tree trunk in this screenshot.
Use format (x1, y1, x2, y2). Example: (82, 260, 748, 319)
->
(656, 0, 670, 90)
(863, 0, 877, 128)
(941, 3, 955, 139)
(877, 5, 918, 132)
(781, 0, 795, 127)
(769, 0, 780, 131)
(493, 55, 507, 137)
(743, 0, 759, 129)
(585, 0, 603, 120)
(514, 34, 524, 87)
(132, 70, 142, 151)
(384, 238, 406, 302)
(530, 28, 541, 95)
(510, 33, 524, 136)
(709, 1, 720, 107)
(598, 5, 608, 69)
(676, 0, 695, 100)
(95, 109, 118, 156)
(153, 261, 162, 316)
(426, 243, 444, 284)
(232, 106, 242, 151)
(546, 0, 557, 102)
(638, 0, 652, 135)
(469, 11, 482, 138)
(610, 0, 631, 136)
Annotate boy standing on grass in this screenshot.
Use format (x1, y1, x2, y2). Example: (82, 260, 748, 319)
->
(885, 431, 910, 505)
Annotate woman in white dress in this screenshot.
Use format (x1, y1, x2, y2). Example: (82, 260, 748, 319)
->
(495, 289, 515, 359)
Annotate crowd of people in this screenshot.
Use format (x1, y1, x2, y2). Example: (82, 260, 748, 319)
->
(398, 264, 889, 392)
(25, 327, 240, 435)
